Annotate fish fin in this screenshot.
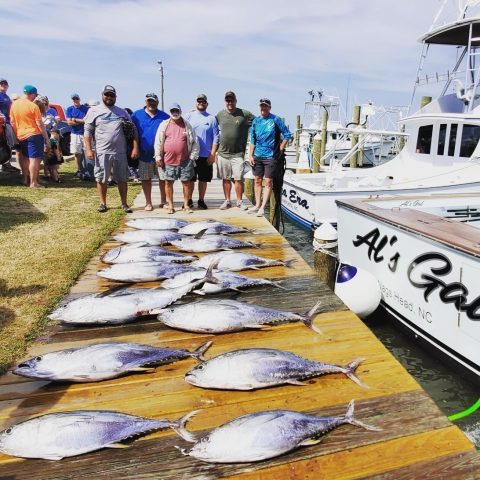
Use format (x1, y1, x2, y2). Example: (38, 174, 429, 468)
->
(42, 454, 65, 460)
(253, 242, 263, 249)
(345, 400, 382, 431)
(286, 379, 308, 386)
(194, 228, 208, 240)
(106, 442, 130, 449)
(190, 341, 213, 361)
(170, 410, 200, 443)
(299, 437, 323, 446)
(301, 300, 324, 334)
(284, 259, 296, 268)
(271, 280, 287, 290)
(249, 266, 261, 270)
(130, 367, 156, 373)
(192, 289, 206, 295)
(245, 324, 269, 330)
(343, 358, 369, 388)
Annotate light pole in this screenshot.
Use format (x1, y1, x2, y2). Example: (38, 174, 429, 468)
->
(157, 60, 164, 111)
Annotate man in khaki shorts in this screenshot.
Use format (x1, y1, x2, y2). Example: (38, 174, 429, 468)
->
(216, 91, 254, 210)
(131, 93, 169, 211)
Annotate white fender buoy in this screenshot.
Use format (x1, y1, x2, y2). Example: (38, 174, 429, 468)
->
(334, 263, 381, 318)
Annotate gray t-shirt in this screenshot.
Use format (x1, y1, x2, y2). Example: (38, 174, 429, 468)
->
(84, 104, 130, 154)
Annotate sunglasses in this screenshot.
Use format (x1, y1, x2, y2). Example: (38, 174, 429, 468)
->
(103, 92, 116, 98)
(72, 97, 80, 101)
(170, 109, 180, 114)
(197, 99, 207, 104)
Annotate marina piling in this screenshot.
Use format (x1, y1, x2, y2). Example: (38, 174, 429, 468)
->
(312, 133, 322, 173)
(350, 105, 361, 168)
(320, 110, 328, 162)
(313, 223, 338, 290)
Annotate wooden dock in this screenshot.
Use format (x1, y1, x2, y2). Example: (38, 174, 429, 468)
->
(0, 179, 479, 479)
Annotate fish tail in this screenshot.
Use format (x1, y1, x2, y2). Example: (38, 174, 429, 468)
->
(170, 410, 200, 442)
(271, 280, 287, 290)
(342, 358, 369, 388)
(190, 341, 213, 361)
(301, 300, 324, 334)
(283, 259, 296, 268)
(344, 400, 382, 431)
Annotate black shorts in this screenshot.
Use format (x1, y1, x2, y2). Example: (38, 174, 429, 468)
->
(193, 156, 213, 182)
(253, 156, 277, 179)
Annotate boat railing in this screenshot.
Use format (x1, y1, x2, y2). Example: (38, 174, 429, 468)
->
(324, 128, 409, 172)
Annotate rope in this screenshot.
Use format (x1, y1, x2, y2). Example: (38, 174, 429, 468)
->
(448, 397, 480, 421)
(312, 238, 338, 258)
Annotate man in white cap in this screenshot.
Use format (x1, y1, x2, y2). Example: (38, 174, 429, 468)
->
(154, 103, 198, 214)
(84, 85, 139, 213)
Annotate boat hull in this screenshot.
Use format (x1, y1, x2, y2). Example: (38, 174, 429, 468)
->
(336, 198, 480, 378)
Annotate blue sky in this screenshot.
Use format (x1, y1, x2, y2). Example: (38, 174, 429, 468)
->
(0, 0, 470, 127)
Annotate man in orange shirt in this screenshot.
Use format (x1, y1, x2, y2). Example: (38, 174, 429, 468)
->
(10, 84, 50, 187)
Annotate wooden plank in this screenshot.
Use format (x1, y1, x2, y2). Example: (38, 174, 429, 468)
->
(0, 179, 477, 478)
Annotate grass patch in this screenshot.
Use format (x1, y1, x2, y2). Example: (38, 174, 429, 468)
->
(0, 159, 141, 372)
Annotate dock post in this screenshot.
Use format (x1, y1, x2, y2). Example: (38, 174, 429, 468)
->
(295, 115, 301, 163)
(269, 192, 279, 230)
(312, 133, 322, 173)
(350, 105, 361, 168)
(420, 96, 432, 108)
(312, 223, 338, 290)
(245, 174, 255, 204)
(320, 111, 328, 165)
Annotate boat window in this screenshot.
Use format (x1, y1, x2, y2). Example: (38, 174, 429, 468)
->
(331, 133, 337, 140)
(437, 124, 447, 155)
(416, 125, 433, 154)
(448, 124, 458, 156)
(460, 124, 480, 157)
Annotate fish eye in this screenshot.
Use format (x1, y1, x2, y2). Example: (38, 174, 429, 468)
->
(197, 364, 204, 370)
(35, 356, 42, 362)
(5, 427, 12, 435)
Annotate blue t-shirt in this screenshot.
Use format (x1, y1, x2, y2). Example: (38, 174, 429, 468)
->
(131, 107, 169, 163)
(66, 104, 89, 135)
(249, 113, 292, 158)
(0, 92, 12, 123)
(183, 110, 219, 157)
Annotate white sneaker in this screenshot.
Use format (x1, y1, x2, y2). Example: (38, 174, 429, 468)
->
(220, 200, 232, 210)
(236, 200, 248, 210)
(248, 206, 259, 214)
(255, 208, 265, 217)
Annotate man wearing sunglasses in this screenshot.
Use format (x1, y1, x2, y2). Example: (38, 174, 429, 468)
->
(66, 93, 89, 177)
(84, 85, 139, 213)
(216, 91, 254, 210)
(248, 98, 292, 216)
(184, 93, 219, 209)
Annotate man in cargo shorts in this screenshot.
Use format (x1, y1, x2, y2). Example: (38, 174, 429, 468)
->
(131, 93, 169, 211)
(84, 85, 139, 213)
(154, 103, 199, 214)
(216, 91, 254, 210)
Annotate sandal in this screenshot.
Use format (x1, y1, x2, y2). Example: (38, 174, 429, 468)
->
(144, 205, 153, 211)
(184, 207, 194, 214)
(167, 208, 175, 214)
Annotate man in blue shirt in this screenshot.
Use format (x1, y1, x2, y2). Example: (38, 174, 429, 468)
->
(66, 93, 89, 176)
(248, 98, 292, 216)
(184, 93, 219, 209)
(132, 93, 169, 211)
(0, 77, 20, 173)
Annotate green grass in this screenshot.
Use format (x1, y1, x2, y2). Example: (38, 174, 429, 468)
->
(0, 158, 141, 372)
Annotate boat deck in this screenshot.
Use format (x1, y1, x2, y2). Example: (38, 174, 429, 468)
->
(0, 180, 478, 479)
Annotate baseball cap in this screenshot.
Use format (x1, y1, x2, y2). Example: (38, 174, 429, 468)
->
(0, 78, 8, 85)
(102, 85, 116, 95)
(197, 93, 207, 101)
(23, 84, 38, 95)
(71, 93, 80, 99)
(169, 102, 181, 112)
(259, 98, 271, 106)
(145, 93, 158, 100)
(224, 91, 236, 100)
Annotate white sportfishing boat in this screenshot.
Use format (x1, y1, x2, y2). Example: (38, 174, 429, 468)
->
(336, 193, 480, 379)
(287, 92, 402, 173)
(282, 1, 480, 229)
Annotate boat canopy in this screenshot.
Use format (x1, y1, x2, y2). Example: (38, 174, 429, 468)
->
(419, 18, 480, 46)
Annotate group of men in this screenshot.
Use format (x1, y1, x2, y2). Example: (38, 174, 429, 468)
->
(1, 79, 293, 214)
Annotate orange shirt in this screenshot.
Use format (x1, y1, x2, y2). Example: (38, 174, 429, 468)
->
(10, 98, 42, 141)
